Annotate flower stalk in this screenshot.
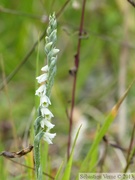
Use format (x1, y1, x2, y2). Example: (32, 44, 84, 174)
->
(34, 13, 59, 180)
(67, 0, 86, 160)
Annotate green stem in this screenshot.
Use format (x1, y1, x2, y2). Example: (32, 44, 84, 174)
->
(34, 143, 42, 180)
(34, 130, 44, 180)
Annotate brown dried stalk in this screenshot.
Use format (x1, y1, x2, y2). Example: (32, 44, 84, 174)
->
(127, 0, 135, 7)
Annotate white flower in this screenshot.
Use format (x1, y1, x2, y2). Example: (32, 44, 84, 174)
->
(45, 42, 53, 53)
(35, 84, 46, 96)
(41, 65, 49, 72)
(51, 48, 59, 56)
(40, 118, 55, 129)
(36, 73, 48, 84)
(34, 14, 59, 146)
(40, 107, 54, 119)
(40, 95, 51, 107)
(43, 132, 56, 144)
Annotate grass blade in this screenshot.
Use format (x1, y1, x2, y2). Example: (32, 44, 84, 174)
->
(55, 161, 64, 180)
(62, 125, 82, 180)
(79, 80, 135, 172)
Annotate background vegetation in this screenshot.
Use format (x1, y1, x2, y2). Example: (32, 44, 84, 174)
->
(0, 0, 135, 179)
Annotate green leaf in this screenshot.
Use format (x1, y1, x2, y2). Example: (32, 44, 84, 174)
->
(89, 124, 100, 171)
(62, 125, 82, 180)
(55, 160, 64, 180)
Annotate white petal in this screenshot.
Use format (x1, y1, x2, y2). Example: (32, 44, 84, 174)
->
(44, 136, 53, 144)
(41, 65, 49, 72)
(40, 119, 55, 129)
(35, 85, 46, 96)
(45, 42, 53, 53)
(45, 132, 56, 138)
(40, 120, 44, 128)
(40, 95, 51, 107)
(41, 107, 54, 118)
(51, 48, 59, 56)
(43, 132, 56, 144)
(36, 73, 48, 83)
